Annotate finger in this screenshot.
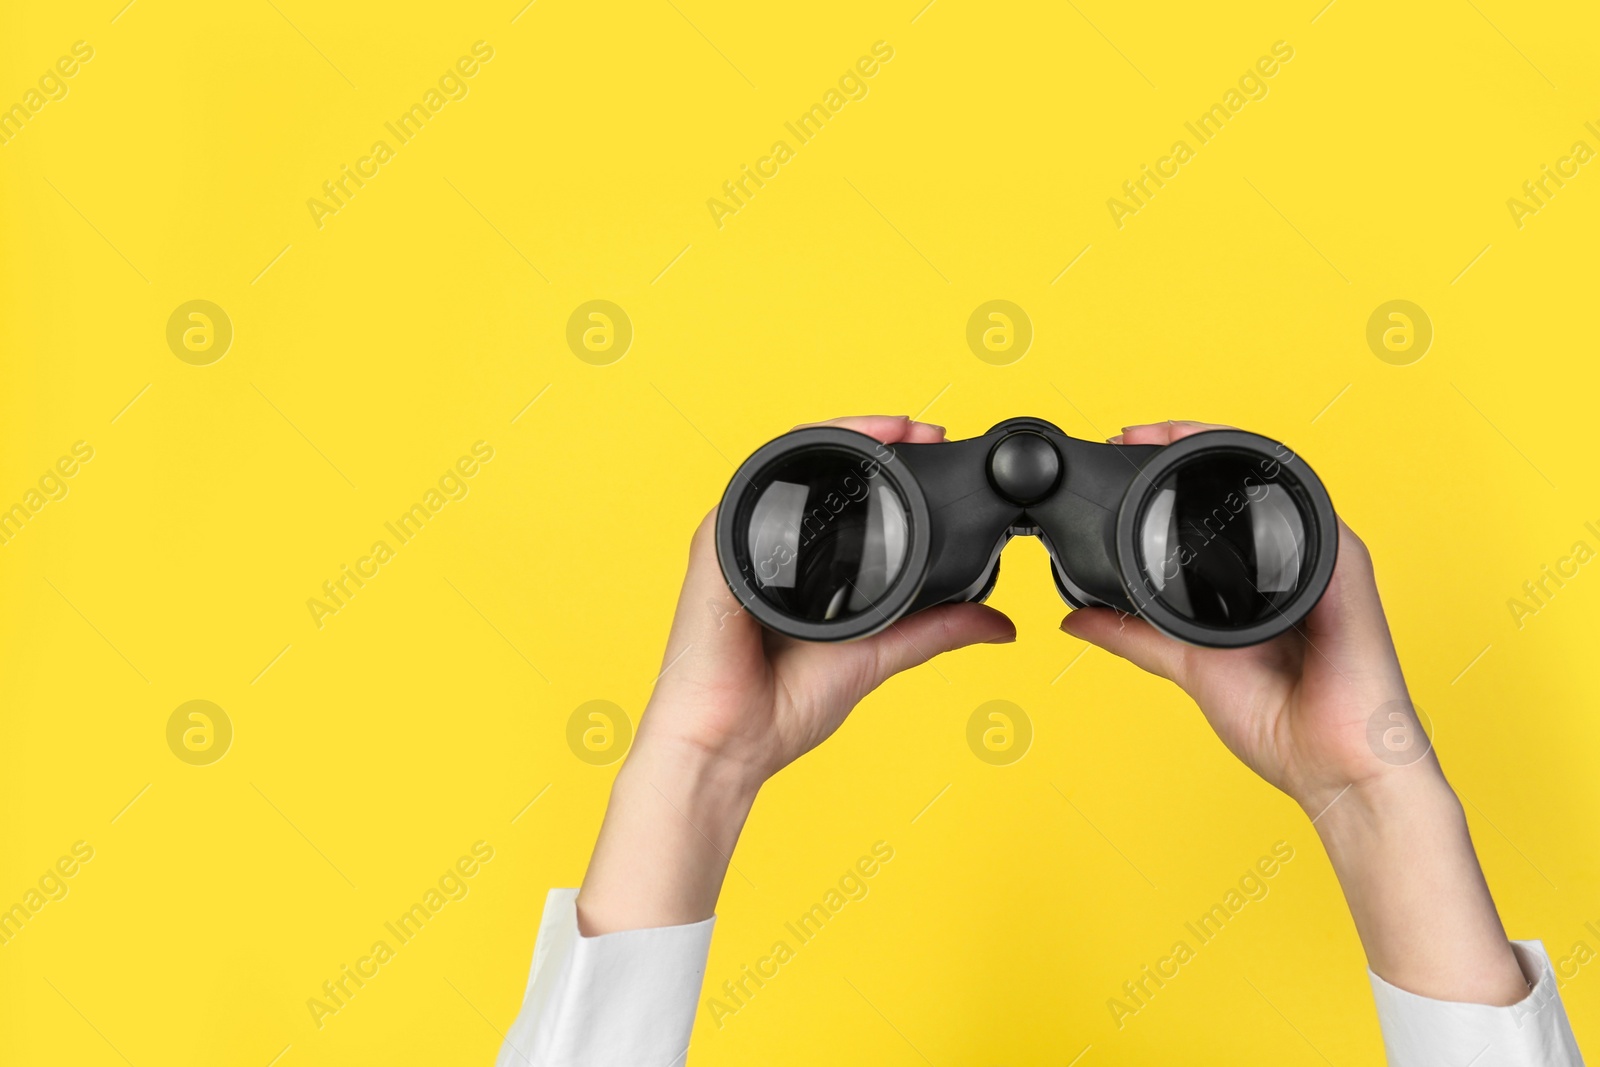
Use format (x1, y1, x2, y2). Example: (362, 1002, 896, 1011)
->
(1059, 607, 1188, 684)
(1116, 420, 1232, 446)
(1300, 520, 1404, 666)
(1268, 520, 1410, 712)
(901, 419, 947, 443)
(1115, 422, 1175, 446)
(792, 415, 944, 444)
(857, 602, 1015, 685)
(662, 507, 764, 655)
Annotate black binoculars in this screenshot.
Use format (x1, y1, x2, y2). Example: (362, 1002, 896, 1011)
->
(715, 418, 1337, 648)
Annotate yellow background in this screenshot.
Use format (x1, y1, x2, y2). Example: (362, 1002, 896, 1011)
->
(3, 0, 1598, 1063)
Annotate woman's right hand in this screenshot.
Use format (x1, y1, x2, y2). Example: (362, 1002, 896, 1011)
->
(1063, 419, 1530, 1006)
(1061, 419, 1428, 819)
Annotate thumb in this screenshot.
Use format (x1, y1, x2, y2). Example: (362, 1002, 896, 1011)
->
(857, 603, 1015, 686)
(1060, 608, 1189, 683)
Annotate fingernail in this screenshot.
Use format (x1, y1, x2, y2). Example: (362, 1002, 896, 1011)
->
(927, 423, 946, 435)
(986, 631, 1017, 644)
(1106, 434, 1124, 444)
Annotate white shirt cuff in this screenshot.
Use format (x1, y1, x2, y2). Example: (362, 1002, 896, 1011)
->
(497, 888, 714, 1067)
(500, 896, 1587, 1067)
(1370, 940, 1584, 1066)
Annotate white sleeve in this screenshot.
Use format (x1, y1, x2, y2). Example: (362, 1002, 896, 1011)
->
(497, 888, 715, 1067)
(1370, 940, 1585, 1066)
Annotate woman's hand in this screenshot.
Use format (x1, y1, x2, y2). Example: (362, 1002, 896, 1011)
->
(576, 416, 1013, 935)
(643, 414, 1016, 788)
(1064, 419, 1530, 1006)
(1061, 419, 1417, 819)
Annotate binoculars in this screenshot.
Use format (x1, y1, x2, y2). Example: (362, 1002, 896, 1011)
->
(715, 418, 1337, 648)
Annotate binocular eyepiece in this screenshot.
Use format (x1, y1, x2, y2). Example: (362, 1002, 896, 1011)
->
(715, 418, 1338, 648)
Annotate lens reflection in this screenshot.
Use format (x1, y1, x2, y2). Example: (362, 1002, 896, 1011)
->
(741, 448, 909, 623)
(1138, 453, 1307, 628)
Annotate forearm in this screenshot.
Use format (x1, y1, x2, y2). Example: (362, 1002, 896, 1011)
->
(576, 728, 761, 936)
(1313, 766, 1528, 1005)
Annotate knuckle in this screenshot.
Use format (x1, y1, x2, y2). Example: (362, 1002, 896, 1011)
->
(691, 507, 718, 553)
(1341, 525, 1372, 563)
(1337, 524, 1376, 577)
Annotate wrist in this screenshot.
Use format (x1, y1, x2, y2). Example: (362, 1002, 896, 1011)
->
(630, 684, 781, 799)
(1308, 760, 1458, 852)
(617, 731, 764, 842)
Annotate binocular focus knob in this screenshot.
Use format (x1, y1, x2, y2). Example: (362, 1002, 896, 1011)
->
(987, 431, 1062, 505)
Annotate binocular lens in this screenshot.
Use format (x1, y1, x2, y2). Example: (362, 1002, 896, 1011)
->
(1135, 453, 1310, 629)
(736, 447, 912, 624)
